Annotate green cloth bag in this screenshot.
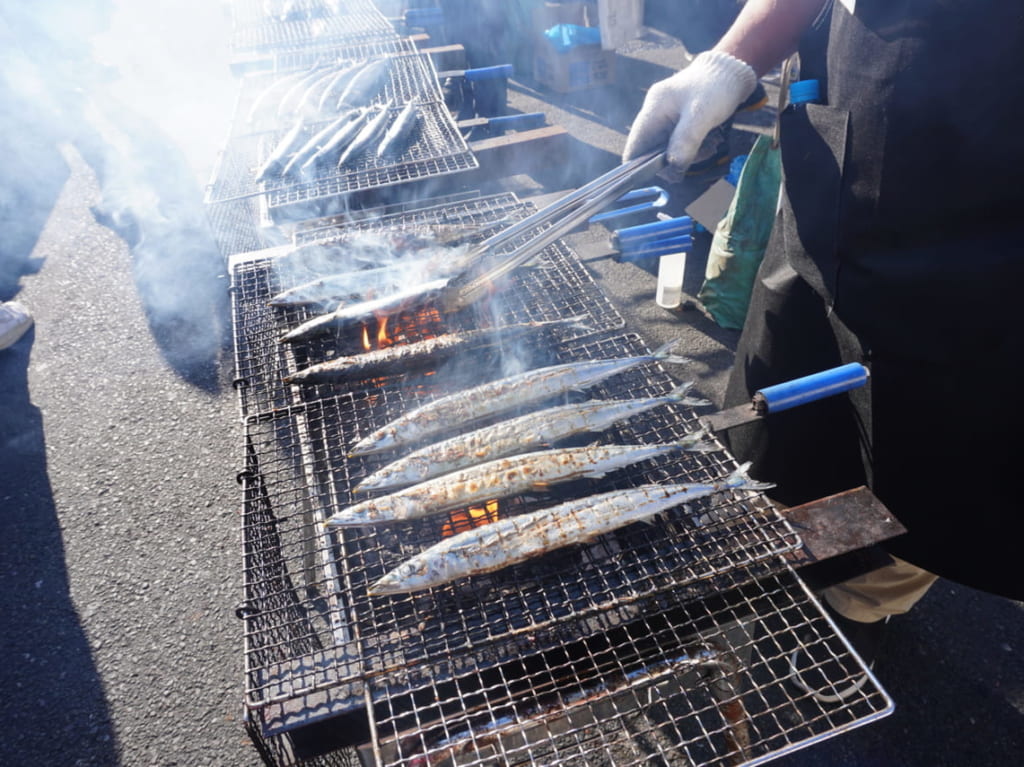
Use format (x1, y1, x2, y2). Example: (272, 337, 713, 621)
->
(698, 133, 782, 330)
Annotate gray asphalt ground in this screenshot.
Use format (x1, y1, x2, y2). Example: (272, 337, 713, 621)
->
(1, 3, 1021, 766)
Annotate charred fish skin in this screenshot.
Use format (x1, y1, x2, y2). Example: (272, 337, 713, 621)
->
(325, 441, 711, 528)
(348, 340, 692, 457)
(354, 386, 716, 493)
(284, 316, 590, 386)
(366, 463, 775, 595)
(279, 277, 450, 344)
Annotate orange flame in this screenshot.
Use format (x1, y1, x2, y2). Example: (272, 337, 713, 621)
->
(441, 499, 500, 537)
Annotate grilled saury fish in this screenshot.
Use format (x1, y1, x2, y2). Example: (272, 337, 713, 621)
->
(325, 440, 711, 528)
(354, 385, 715, 493)
(366, 463, 775, 595)
(348, 341, 691, 457)
(285, 316, 588, 386)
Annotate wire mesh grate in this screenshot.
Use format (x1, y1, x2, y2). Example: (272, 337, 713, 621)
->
(207, 49, 476, 207)
(231, 190, 893, 766)
(228, 193, 624, 418)
(229, 0, 396, 61)
(364, 569, 893, 767)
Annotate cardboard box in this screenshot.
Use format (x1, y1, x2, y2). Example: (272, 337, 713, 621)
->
(532, 2, 615, 93)
(534, 42, 615, 92)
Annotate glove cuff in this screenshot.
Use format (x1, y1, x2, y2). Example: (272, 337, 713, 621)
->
(691, 49, 758, 105)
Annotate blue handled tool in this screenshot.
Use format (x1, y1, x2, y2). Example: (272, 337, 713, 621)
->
(611, 215, 693, 249)
(614, 235, 693, 263)
(700, 363, 870, 433)
(589, 187, 669, 224)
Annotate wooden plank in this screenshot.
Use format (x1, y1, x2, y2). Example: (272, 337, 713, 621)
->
(468, 124, 569, 177)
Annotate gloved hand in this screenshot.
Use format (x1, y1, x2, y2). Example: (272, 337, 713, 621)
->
(623, 50, 758, 174)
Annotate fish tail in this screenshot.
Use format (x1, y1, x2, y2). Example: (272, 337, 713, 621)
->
(652, 339, 691, 366)
(726, 461, 776, 492)
(678, 426, 718, 454)
(666, 382, 712, 408)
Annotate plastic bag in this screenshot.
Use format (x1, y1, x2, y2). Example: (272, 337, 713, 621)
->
(697, 133, 782, 330)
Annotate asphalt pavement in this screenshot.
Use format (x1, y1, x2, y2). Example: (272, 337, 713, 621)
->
(1, 4, 1021, 766)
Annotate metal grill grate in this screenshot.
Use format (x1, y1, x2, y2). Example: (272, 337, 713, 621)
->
(207, 49, 476, 208)
(364, 568, 893, 767)
(228, 194, 624, 418)
(229, 1, 396, 59)
(231, 190, 893, 766)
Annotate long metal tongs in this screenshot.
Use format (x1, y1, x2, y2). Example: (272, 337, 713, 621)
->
(439, 149, 667, 312)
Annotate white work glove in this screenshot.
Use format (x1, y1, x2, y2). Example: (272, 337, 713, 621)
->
(623, 50, 758, 175)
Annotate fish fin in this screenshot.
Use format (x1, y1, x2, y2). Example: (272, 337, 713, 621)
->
(727, 461, 776, 492)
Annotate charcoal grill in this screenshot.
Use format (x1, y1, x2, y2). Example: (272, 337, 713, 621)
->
(230, 192, 893, 766)
(206, 43, 477, 215)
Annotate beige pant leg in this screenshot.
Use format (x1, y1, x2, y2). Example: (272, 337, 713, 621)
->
(823, 556, 938, 623)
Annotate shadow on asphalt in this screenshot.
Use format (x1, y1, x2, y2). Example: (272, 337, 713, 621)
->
(0, 332, 120, 763)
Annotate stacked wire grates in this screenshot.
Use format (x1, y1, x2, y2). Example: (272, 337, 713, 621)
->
(206, 33, 477, 241)
(229, 192, 894, 766)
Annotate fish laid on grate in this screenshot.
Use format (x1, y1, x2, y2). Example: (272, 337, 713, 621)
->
(337, 101, 393, 168)
(280, 275, 450, 343)
(325, 441, 716, 528)
(376, 98, 419, 158)
(354, 385, 715, 493)
(348, 341, 691, 457)
(284, 316, 588, 385)
(336, 57, 390, 110)
(255, 116, 309, 182)
(301, 106, 370, 171)
(365, 463, 775, 595)
(268, 245, 473, 307)
(281, 108, 365, 178)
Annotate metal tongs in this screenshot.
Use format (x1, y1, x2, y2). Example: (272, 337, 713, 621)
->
(439, 149, 668, 312)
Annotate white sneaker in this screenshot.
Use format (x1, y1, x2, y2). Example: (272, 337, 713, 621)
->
(0, 301, 33, 350)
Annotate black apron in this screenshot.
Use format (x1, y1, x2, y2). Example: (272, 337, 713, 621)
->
(724, 0, 1024, 601)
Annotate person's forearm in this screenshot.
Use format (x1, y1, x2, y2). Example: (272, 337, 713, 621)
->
(713, 0, 828, 76)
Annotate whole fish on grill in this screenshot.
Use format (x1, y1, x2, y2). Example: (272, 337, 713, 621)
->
(280, 108, 365, 178)
(365, 463, 775, 595)
(300, 106, 370, 171)
(296, 62, 355, 117)
(335, 57, 390, 110)
(355, 386, 715, 493)
(268, 244, 475, 307)
(376, 98, 420, 159)
(280, 276, 451, 343)
(284, 316, 588, 386)
(349, 341, 691, 457)
(277, 64, 332, 118)
(255, 116, 308, 182)
(247, 66, 314, 125)
(337, 101, 393, 168)
(316, 60, 366, 113)
(324, 440, 712, 528)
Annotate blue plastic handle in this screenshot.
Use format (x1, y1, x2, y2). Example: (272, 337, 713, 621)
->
(613, 216, 694, 247)
(589, 187, 669, 224)
(483, 112, 545, 130)
(756, 363, 869, 414)
(615, 236, 693, 262)
(464, 64, 514, 82)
